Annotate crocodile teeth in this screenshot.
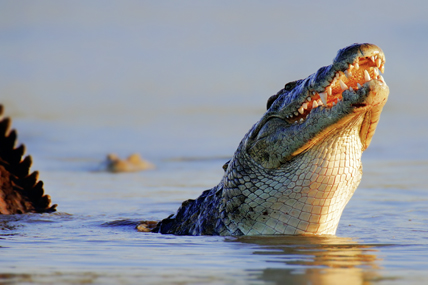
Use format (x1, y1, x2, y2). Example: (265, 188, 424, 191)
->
(371, 56, 375, 63)
(349, 87, 353, 92)
(317, 99, 323, 106)
(344, 70, 351, 78)
(349, 64, 354, 70)
(373, 68, 379, 77)
(339, 80, 348, 91)
(319, 92, 327, 105)
(364, 70, 371, 82)
(298, 107, 304, 114)
(312, 100, 318, 108)
(380, 64, 384, 74)
(376, 58, 382, 68)
(326, 86, 332, 96)
(354, 62, 359, 69)
(302, 102, 308, 109)
(357, 82, 362, 89)
(307, 97, 311, 102)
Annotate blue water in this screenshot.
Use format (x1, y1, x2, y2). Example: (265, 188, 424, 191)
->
(1, 1, 428, 284)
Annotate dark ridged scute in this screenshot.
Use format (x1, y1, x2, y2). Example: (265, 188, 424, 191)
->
(0, 105, 57, 214)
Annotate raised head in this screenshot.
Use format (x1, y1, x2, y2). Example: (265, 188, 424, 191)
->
(222, 43, 389, 235)
(246, 43, 388, 168)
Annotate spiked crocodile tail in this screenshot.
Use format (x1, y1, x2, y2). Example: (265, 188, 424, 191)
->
(0, 105, 56, 214)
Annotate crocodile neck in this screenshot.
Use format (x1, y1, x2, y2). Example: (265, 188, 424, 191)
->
(220, 114, 364, 235)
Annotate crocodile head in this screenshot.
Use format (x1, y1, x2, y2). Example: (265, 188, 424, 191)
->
(248, 43, 388, 168)
(222, 43, 389, 235)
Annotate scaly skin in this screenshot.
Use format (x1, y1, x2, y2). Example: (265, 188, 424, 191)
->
(0, 105, 57, 214)
(153, 43, 389, 236)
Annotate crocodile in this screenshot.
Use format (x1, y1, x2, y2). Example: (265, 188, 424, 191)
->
(0, 105, 56, 214)
(151, 43, 389, 236)
(105, 153, 155, 173)
(0, 43, 388, 237)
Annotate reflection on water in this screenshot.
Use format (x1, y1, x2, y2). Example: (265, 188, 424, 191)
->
(230, 236, 384, 285)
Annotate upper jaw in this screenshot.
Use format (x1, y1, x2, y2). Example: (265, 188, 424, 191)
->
(282, 43, 387, 125)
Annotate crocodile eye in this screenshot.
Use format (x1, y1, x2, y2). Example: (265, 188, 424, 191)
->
(283, 81, 298, 91)
(266, 94, 279, 110)
(267, 80, 300, 110)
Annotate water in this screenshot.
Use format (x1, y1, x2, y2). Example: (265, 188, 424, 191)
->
(1, 1, 428, 284)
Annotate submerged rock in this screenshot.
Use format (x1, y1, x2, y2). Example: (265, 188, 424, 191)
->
(105, 153, 155, 173)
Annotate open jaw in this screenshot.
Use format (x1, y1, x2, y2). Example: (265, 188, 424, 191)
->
(285, 54, 386, 124)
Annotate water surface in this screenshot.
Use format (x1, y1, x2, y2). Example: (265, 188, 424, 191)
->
(1, 1, 428, 284)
